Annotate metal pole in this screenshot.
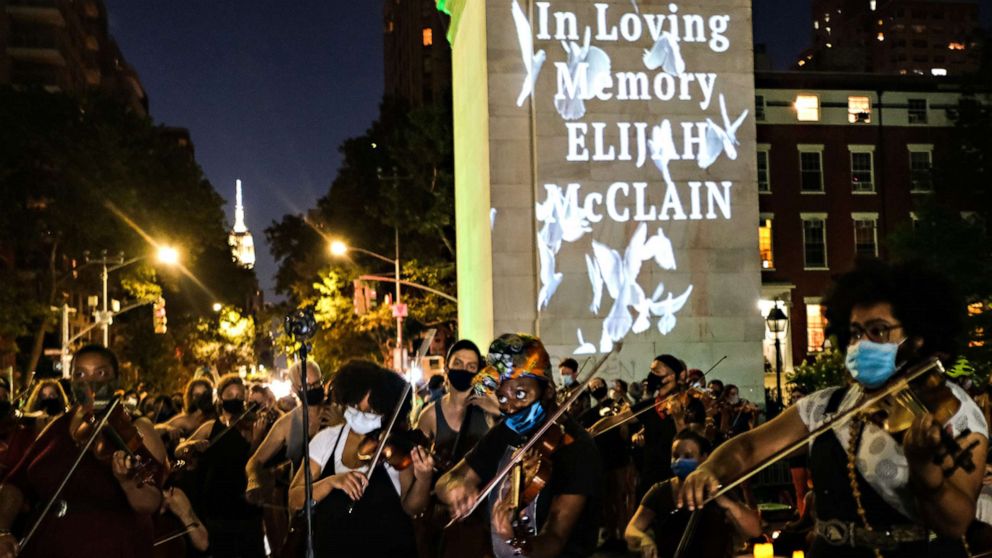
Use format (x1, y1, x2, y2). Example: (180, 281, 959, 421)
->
(394, 227, 403, 371)
(101, 262, 109, 346)
(60, 304, 71, 378)
(774, 335, 783, 404)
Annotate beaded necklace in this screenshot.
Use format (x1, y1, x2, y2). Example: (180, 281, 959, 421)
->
(847, 417, 885, 558)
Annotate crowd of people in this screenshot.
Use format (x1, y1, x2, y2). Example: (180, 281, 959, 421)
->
(0, 259, 988, 558)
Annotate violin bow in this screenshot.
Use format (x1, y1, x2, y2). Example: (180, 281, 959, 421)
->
(204, 401, 261, 450)
(696, 356, 948, 509)
(19, 397, 123, 551)
(446, 341, 623, 527)
(349, 329, 435, 513)
(592, 355, 727, 438)
(152, 522, 201, 547)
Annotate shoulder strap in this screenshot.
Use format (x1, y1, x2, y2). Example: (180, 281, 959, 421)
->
(328, 426, 346, 474)
(825, 386, 849, 415)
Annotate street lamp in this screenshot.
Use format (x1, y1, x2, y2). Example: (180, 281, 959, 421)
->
(765, 303, 789, 404)
(85, 245, 181, 346)
(330, 239, 405, 370)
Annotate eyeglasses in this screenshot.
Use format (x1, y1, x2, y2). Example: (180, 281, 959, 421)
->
(848, 321, 903, 344)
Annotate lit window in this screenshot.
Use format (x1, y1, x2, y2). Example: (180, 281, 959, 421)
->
(908, 147, 933, 192)
(948, 42, 966, 50)
(931, 68, 947, 76)
(814, 20, 819, 30)
(850, 151, 875, 193)
(907, 98, 928, 124)
(826, 42, 833, 48)
(848, 96, 871, 123)
(870, 0, 877, 11)
(422, 28, 433, 47)
(759, 217, 774, 269)
(799, 148, 824, 193)
(807, 303, 826, 352)
(757, 148, 771, 193)
(853, 215, 878, 257)
(802, 216, 828, 269)
(877, 32, 885, 41)
(795, 94, 820, 121)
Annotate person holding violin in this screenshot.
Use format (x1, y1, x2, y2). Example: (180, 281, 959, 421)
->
(288, 360, 433, 557)
(679, 260, 989, 557)
(713, 384, 759, 442)
(175, 373, 267, 557)
(625, 429, 760, 558)
(245, 361, 329, 556)
(631, 354, 684, 498)
(24, 380, 68, 420)
(156, 377, 216, 451)
(437, 333, 603, 558)
(414, 339, 497, 558)
(0, 344, 168, 558)
(0, 381, 42, 482)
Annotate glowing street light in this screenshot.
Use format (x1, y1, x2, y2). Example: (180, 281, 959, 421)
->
(212, 302, 223, 312)
(329, 240, 348, 257)
(156, 245, 180, 265)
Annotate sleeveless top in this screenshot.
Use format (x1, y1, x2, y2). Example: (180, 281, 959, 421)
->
(196, 418, 260, 520)
(310, 424, 416, 557)
(5, 412, 154, 557)
(434, 402, 489, 469)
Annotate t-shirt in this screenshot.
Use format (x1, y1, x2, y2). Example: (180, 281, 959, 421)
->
(308, 423, 402, 495)
(797, 381, 988, 520)
(465, 419, 603, 558)
(641, 480, 740, 558)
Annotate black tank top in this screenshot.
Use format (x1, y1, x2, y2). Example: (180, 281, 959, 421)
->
(435, 402, 489, 468)
(312, 427, 417, 557)
(197, 418, 260, 520)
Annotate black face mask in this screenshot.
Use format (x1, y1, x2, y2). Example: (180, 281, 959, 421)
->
(645, 374, 663, 393)
(447, 369, 476, 392)
(39, 398, 64, 416)
(193, 392, 213, 413)
(304, 387, 325, 405)
(591, 386, 609, 400)
(71, 380, 118, 409)
(221, 398, 246, 415)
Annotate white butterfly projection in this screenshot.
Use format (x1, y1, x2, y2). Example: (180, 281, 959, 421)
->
(511, 0, 547, 107)
(642, 31, 686, 76)
(647, 119, 680, 187)
(699, 94, 749, 169)
(578, 223, 693, 353)
(554, 26, 612, 120)
(535, 185, 592, 310)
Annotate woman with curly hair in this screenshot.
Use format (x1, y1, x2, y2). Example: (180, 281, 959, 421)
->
(678, 260, 987, 557)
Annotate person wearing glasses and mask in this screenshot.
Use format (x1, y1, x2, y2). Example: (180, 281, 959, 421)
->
(678, 260, 988, 558)
(414, 340, 497, 558)
(288, 360, 433, 558)
(176, 373, 266, 557)
(245, 361, 329, 556)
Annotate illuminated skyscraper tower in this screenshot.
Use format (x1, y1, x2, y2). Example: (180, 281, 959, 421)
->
(229, 179, 256, 269)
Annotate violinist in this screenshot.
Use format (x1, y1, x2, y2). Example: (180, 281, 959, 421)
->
(175, 373, 266, 557)
(625, 430, 760, 558)
(558, 358, 590, 417)
(0, 344, 167, 558)
(287, 360, 433, 557)
(579, 378, 635, 552)
(245, 361, 328, 556)
(24, 380, 68, 421)
(437, 334, 603, 558)
(679, 260, 989, 557)
(156, 377, 216, 449)
(631, 354, 684, 498)
(0, 380, 37, 482)
(414, 339, 497, 558)
(714, 384, 759, 442)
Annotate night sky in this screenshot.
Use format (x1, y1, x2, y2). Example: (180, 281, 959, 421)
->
(100, 1, 839, 300)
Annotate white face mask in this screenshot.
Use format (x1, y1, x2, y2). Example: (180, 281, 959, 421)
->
(344, 406, 382, 435)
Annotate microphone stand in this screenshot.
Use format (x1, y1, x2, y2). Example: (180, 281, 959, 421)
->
(285, 308, 318, 558)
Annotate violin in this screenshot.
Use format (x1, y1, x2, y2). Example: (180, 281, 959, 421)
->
(172, 402, 260, 475)
(356, 428, 436, 471)
(864, 359, 978, 475)
(73, 398, 166, 488)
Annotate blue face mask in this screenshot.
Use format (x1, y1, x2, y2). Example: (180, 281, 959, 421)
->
(671, 457, 699, 480)
(845, 340, 901, 389)
(563, 375, 576, 388)
(504, 401, 547, 435)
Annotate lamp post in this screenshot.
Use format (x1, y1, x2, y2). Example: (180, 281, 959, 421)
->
(765, 303, 789, 404)
(84, 246, 180, 346)
(330, 238, 404, 370)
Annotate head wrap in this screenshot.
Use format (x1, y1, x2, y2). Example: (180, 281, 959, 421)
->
(486, 334, 551, 381)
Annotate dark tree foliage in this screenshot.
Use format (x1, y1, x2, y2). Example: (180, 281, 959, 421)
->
(0, 87, 257, 389)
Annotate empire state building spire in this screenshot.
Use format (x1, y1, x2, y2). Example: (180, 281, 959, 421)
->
(229, 179, 256, 269)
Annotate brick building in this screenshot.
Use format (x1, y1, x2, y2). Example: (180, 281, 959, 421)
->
(754, 71, 988, 377)
(798, 0, 983, 76)
(0, 0, 147, 115)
